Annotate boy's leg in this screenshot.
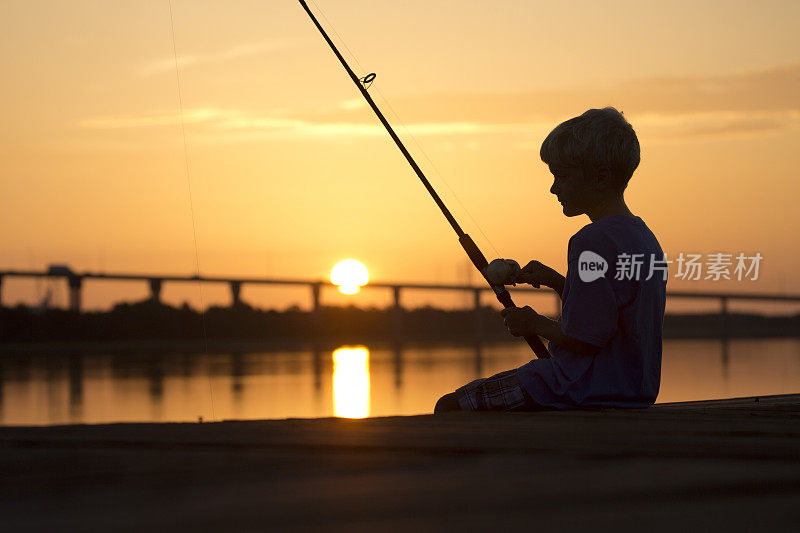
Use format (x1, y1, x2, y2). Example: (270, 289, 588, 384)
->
(433, 392, 461, 413)
(435, 369, 541, 412)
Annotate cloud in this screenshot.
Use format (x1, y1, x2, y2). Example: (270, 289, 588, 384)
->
(313, 64, 800, 142)
(81, 64, 800, 145)
(80, 108, 227, 129)
(140, 41, 292, 76)
(633, 110, 800, 142)
(79, 106, 548, 143)
(386, 64, 800, 122)
(338, 98, 366, 111)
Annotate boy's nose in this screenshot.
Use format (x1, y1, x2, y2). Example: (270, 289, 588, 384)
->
(550, 181, 558, 195)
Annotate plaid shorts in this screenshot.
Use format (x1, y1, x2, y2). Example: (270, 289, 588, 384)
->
(455, 369, 534, 411)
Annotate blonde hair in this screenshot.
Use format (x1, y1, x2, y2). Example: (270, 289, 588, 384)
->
(540, 107, 640, 190)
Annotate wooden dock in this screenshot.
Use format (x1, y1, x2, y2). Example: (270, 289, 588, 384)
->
(1, 394, 798, 531)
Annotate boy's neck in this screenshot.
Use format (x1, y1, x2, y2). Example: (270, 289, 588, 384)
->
(586, 196, 634, 223)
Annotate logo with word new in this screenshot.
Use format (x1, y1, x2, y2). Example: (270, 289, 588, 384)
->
(578, 251, 608, 282)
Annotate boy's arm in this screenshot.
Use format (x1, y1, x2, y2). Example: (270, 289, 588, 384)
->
(513, 261, 566, 299)
(548, 274, 566, 299)
(501, 307, 602, 356)
(532, 315, 601, 356)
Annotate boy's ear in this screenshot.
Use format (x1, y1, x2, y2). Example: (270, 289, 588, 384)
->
(595, 165, 615, 190)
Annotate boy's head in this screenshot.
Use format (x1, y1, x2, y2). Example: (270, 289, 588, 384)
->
(540, 107, 640, 217)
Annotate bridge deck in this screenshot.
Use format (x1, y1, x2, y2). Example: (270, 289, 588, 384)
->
(1, 393, 799, 531)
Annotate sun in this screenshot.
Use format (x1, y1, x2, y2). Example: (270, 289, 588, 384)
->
(330, 259, 369, 294)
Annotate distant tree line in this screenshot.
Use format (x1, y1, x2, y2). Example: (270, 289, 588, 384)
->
(0, 300, 798, 343)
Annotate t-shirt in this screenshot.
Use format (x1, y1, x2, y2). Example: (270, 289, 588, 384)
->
(517, 214, 667, 409)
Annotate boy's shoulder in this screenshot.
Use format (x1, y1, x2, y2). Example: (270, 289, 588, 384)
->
(568, 215, 626, 247)
(568, 215, 657, 259)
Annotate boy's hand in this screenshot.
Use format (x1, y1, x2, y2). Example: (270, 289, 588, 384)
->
(513, 260, 557, 289)
(500, 306, 540, 337)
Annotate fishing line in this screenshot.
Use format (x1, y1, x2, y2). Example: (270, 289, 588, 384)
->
(307, 0, 502, 259)
(373, 85, 503, 259)
(168, 0, 216, 421)
(300, 0, 550, 358)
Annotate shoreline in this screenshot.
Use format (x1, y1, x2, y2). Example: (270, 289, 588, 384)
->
(0, 334, 796, 356)
(0, 337, 525, 355)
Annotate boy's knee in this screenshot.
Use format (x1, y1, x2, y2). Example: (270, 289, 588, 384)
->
(434, 392, 461, 413)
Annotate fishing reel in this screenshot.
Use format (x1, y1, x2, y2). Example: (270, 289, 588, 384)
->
(483, 259, 521, 286)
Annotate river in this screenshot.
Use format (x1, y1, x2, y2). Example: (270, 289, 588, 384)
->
(0, 338, 798, 425)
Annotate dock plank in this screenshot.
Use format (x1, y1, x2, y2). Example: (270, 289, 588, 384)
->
(0, 394, 798, 531)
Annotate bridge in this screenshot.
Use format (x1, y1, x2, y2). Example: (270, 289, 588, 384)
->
(1, 265, 799, 321)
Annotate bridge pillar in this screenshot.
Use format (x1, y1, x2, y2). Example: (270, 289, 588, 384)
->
(67, 275, 83, 313)
(312, 343, 322, 391)
(391, 286, 403, 340)
(472, 288, 483, 340)
(68, 354, 83, 418)
(474, 341, 484, 377)
(311, 282, 321, 312)
(720, 297, 729, 338)
(311, 282, 322, 336)
(148, 278, 163, 304)
(230, 281, 242, 307)
(393, 342, 403, 388)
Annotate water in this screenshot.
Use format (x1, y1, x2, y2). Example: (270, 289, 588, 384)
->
(0, 338, 798, 425)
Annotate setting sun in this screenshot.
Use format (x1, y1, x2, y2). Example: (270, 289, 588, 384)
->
(330, 259, 369, 294)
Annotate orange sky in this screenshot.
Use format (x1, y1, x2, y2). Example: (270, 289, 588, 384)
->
(1, 0, 799, 313)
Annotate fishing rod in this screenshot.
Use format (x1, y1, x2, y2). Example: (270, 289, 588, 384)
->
(299, 0, 551, 359)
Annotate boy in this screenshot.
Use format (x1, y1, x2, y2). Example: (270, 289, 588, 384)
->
(435, 107, 666, 412)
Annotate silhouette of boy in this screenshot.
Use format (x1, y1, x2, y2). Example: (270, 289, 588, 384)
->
(435, 107, 667, 412)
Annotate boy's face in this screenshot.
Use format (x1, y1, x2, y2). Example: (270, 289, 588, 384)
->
(548, 165, 597, 217)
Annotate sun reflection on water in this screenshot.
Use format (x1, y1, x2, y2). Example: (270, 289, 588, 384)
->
(332, 346, 370, 418)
